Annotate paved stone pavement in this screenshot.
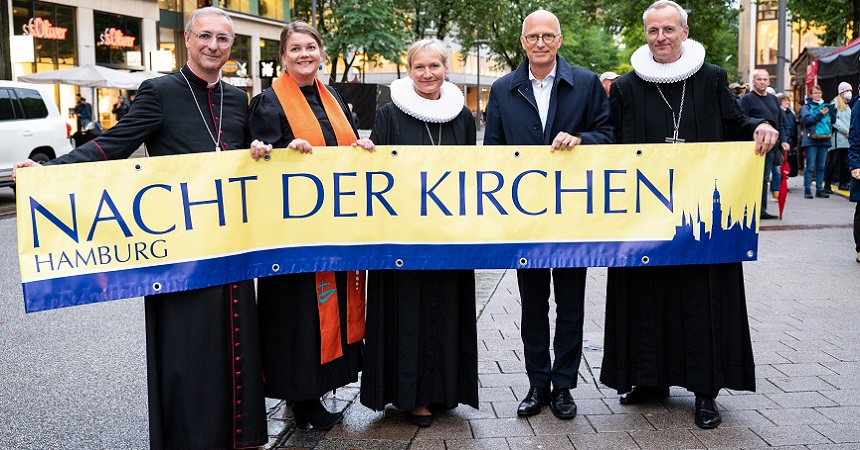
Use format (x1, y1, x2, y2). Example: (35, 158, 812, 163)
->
(263, 176, 860, 449)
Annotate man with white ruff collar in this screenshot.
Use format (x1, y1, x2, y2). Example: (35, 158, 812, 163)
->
(484, 9, 613, 421)
(601, 0, 779, 429)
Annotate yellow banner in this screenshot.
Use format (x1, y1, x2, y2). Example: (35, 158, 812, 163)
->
(16, 143, 763, 312)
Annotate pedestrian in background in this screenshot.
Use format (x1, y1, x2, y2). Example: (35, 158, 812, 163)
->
(801, 85, 836, 198)
(600, 71, 619, 96)
(360, 38, 479, 428)
(247, 20, 373, 431)
(75, 96, 93, 130)
(825, 82, 852, 193)
(740, 68, 789, 219)
(777, 92, 799, 177)
(112, 95, 129, 122)
(484, 8, 613, 421)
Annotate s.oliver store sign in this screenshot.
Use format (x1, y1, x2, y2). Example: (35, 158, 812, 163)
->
(100, 28, 136, 48)
(22, 17, 68, 40)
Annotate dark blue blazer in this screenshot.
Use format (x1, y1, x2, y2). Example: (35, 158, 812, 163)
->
(483, 55, 613, 146)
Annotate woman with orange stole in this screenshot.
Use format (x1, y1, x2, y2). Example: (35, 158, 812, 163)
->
(247, 20, 374, 430)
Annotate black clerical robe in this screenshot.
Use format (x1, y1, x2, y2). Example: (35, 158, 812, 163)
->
(48, 66, 267, 450)
(601, 63, 759, 396)
(247, 84, 363, 401)
(360, 103, 479, 412)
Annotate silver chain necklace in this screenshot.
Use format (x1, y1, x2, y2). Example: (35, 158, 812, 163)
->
(424, 121, 442, 146)
(180, 69, 224, 152)
(654, 79, 687, 144)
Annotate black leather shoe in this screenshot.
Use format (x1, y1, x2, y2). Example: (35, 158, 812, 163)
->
(619, 386, 670, 405)
(838, 183, 850, 190)
(816, 190, 830, 198)
(760, 211, 777, 220)
(406, 412, 432, 427)
(517, 386, 550, 417)
(293, 400, 343, 430)
(549, 388, 577, 419)
(694, 394, 722, 429)
(824, 186, 834, 194)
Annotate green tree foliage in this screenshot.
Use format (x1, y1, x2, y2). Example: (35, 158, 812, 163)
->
(598, 0, 739, 76)
(390, 0, 463, 41)
(292, 0, 408, 83)
(787, 0, 860, 46)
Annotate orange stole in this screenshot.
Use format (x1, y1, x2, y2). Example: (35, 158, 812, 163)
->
(272, 74, 366, 365)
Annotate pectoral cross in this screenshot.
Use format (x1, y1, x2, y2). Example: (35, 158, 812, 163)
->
(665, 128, 685, 144)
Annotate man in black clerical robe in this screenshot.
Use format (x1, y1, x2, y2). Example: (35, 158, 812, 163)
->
(14, 8, 266, 449)
(601, 0, 779, 430)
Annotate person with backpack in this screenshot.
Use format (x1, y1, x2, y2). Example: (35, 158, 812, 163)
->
(801, 85, 837, 198)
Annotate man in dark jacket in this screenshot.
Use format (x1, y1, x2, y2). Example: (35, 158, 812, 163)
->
(740, 68, 790, 219)
(14, 7, 267, 449)
(111, 95, 129, 122)
(484, 8, 613, 421)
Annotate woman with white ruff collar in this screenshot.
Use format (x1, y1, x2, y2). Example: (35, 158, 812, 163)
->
(360, 39, 479, 428)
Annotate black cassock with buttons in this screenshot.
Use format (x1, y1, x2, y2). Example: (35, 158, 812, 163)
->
(48, 65, 267, 450)
(601, 63, 759, 398)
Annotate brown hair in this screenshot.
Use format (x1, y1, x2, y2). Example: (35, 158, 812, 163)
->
(279, 21, 325, 61)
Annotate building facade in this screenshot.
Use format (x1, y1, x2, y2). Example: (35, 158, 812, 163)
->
(737, 0, 822, 94)
(6, 0, 287, 132)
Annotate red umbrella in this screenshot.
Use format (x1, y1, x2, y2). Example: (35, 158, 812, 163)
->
(778, 148, 790, 219)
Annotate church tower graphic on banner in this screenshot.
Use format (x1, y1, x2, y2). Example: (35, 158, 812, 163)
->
(666, 181, 759, 263)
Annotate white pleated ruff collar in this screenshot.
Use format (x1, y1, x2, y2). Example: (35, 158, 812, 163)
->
(389, 77, 464, 123)
(631, 39, 706, 84)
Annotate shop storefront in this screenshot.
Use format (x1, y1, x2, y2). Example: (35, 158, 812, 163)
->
(94, 11, 143, 128)
(12, 0, 78, 131)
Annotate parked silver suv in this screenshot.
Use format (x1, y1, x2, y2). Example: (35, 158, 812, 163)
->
(0, 80, 73, 190)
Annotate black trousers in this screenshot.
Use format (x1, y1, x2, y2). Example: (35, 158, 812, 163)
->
(517, 267, 586, 390)
(825, 148, 850, 187)
(854, 202, 860, 252)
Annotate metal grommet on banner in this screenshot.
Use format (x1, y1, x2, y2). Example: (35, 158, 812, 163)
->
(134, 163, 142, 171)
(514, 151, 521, 158)
(263, 154, 271, 161)
(152, 282, 162, 291)
(746, 250, 755, 259)
(391, 149, 399, 157)
(395, 259, 404, 268)
(271, 264, 280, 272)
(641, 256, 650, 265)
(519, 258, 528, 266)
(636, 149, 644, 157)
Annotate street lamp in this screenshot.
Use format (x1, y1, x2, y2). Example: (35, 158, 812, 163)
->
(475, 39, 489, 130)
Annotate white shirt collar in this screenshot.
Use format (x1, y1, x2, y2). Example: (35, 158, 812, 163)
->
(528, 64, 557, 86)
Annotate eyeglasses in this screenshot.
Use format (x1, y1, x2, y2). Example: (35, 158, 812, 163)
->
(523, 34, 560, 45)
(647, 26, 678, 38)
(190, 30, 234, 48)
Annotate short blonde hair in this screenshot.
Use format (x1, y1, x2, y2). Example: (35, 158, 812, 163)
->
(406, 39, 449, 69)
